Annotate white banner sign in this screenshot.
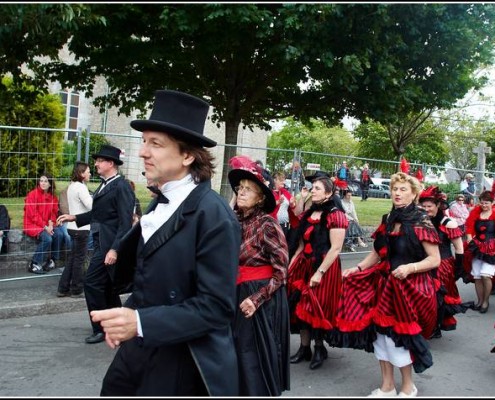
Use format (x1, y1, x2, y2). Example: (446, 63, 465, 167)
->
(306, 163, 320, 170)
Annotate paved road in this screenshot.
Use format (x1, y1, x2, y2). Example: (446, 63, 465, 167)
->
(0, 252, 494, 397)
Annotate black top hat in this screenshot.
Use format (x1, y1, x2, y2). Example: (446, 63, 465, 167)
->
(91, 144, 123, 165)
(228, 168, 276, 213)
(130, 90, 216, 148)
(305, 170, 330, 183)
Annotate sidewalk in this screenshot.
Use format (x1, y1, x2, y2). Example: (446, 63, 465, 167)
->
(0, 252, 366, 320)
(0, 272, 87, 319)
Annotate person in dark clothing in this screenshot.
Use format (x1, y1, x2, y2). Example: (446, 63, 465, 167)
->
(228, 156, 290, 396)
(89, 90, 242, 396)
(255, 159, 275, 190)
(360, 163, 371, 201)
(0, 205, 10, 254)
(57, 145, 135, 344)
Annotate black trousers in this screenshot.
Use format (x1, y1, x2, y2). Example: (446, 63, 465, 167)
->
(58, 229, 89, 295)
(84, 233, 121, 334)
(101, 338, 208, 396)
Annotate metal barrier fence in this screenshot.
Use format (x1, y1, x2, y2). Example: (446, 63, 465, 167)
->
(0, 125, 486, 282)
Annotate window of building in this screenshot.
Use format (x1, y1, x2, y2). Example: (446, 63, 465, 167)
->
(59, 90, 80, 140)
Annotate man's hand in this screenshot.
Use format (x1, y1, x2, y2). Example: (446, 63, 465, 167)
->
(104, 249, 118, 265)
(56, 214, 75, 225)
(90, 307, 138, 349)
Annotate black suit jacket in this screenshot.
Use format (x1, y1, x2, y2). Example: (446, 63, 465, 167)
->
(114, 180, 241, 396)
(75, 176, 135, 254)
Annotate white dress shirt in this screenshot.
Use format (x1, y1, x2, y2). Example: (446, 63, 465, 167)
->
(136, 174, 198, 336)
(140, 174, 198, 243)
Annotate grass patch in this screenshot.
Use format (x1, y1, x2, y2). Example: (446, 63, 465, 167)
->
(352, 195, 392, 228)
(2, 186, 393, 231)
(2, 180, 156, 230)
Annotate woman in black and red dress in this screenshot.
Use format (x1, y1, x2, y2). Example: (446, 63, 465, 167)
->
(228, 157, 290, 396)
(329, 172, 440, 397)
(464, 190, 495, 314)
(418, 186, 467, 338)
(287, 175, 348, 370)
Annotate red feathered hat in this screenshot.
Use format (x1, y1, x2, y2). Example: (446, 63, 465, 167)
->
(400, 158, 410, 174)
(419, 185, 448, 210)
(228, 155, 276, 213)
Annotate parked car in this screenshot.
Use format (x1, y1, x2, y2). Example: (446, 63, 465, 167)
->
(368, 184, 391, 198)
(284, 179, 312, 193)
(347, 180, 362, 196)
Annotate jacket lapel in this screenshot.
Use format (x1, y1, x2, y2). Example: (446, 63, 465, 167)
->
(94, 177, 119, 200)
(141, 181, 211, 258)
(142, 204, 185, 258)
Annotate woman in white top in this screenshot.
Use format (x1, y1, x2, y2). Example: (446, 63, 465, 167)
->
(341, 189, 367, 250)
(57, 162, 93, 297)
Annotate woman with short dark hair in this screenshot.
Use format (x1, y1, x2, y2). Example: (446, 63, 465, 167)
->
(464, 190, 495, 313)
(287, 175, 347, 370)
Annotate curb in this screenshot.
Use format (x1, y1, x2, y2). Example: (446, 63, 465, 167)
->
(0, 297, 87, 320)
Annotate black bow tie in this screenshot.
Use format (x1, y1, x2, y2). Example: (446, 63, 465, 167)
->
(147, 186, 169, 204)
(100, 175, 116, 184)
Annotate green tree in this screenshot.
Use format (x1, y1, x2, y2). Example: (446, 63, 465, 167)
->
(5, 4, 495, 196)
(0, 76, 65, 197)
(0, 4, 103, 86)
(433, 109, 495, 176)
(354, 112, 449, 165)
(267, 118, 357, 173)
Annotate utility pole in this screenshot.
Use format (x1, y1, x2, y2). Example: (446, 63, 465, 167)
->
(473, 141, 491, 195)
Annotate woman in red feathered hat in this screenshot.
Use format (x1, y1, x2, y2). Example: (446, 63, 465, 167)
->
(464, 190, 495, 314)
(418, 186, 468, 338)
(227, 155, 290, 396)
(328, 172, 441, 397)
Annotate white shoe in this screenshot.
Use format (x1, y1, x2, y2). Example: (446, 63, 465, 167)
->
(398, 385, 418, 397)
(368, 388, 398, 397)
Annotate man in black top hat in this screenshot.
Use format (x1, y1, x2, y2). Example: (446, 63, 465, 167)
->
(57, 144, 135, 344)
(89, 90, 241, 396)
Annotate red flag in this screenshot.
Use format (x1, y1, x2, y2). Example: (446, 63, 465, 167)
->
(400, 158, 410, 174)
(415, 168, 424, 182)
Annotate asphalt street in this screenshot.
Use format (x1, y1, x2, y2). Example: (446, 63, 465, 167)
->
(0, 252, 494, 397)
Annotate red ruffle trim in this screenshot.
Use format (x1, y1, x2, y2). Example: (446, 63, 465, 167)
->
(444, 295, 462, 305)
(371, 223, 386, 239)
(439, 224, 463, 240)
(414, 226, 440, 244)
(335, 311, 375, 332)
(292, 279, 333, 330)
(373, 313, 422, 335)
(295, 305, 333, 330)
(472, 238, 495, 255)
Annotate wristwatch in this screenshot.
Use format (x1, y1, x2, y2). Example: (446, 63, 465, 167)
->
(318, 269, 325, 275)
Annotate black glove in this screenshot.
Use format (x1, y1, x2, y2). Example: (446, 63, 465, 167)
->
(454, 253, 464, 281)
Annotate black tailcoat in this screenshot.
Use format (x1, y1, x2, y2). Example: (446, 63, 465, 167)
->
(109, 180, 242, 396)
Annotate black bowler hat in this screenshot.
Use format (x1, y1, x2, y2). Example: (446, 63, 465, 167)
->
(305, 170, 330, 183)
(91, 144, 123, 166)
(130, 90, 216, 148)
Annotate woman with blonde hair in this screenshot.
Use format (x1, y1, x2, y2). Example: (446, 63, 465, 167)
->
(329, 172, 440, 397)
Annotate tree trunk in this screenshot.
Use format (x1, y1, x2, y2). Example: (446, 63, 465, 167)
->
(219, 119, 241, 199)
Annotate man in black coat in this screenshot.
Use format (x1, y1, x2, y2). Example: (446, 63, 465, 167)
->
(57, 145, 135, 344)
(90, 90, 242, 396)
(0, 205, 10, 254)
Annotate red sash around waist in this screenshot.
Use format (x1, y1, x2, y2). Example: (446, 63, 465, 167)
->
(236, 265, 273, 285)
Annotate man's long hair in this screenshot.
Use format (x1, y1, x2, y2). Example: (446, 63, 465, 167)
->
(177, 140, 215, 183)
